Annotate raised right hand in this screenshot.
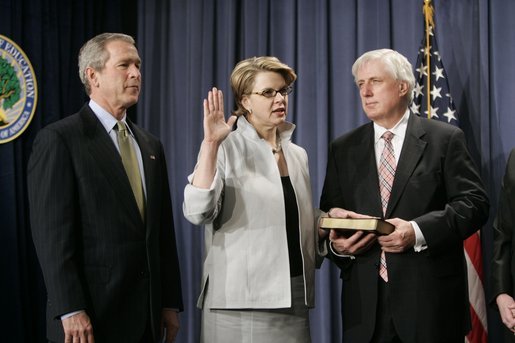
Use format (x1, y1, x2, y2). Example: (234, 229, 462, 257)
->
(62, 311, 95, 343)
(203, 87, 237, 144)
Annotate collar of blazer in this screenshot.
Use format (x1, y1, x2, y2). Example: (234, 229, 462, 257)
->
(236, 114, 295, 144)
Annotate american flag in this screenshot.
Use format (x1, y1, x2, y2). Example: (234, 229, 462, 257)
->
(411, 1, 487, 342)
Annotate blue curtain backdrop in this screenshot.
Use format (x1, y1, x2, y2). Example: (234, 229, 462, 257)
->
(2, 0, 515, 342)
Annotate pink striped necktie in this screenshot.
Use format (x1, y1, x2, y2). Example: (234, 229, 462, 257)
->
(378, 131, 396, 282)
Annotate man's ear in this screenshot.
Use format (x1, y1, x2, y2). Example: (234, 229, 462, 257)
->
(399, 81, 409, 96)
(86, 67, 98, 88)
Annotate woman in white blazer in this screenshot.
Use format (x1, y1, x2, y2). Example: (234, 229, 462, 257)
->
(183, 56, 319, 342)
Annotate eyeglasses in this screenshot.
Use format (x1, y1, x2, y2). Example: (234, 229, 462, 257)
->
(250, 85, 293, 98)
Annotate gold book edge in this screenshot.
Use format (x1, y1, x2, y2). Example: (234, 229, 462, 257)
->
(319, 217, 394, 235)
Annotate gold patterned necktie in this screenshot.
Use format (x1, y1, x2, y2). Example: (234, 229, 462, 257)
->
(116, 121, 145, 219)
(378, 131, 396, 282)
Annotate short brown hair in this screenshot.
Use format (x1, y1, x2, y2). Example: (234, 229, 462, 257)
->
(230, 56, 297, 117)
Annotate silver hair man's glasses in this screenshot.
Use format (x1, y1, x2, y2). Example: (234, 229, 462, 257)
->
(250, 85, 293, 98)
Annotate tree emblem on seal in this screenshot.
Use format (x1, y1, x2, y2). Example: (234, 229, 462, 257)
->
(0, 56, 21, 126)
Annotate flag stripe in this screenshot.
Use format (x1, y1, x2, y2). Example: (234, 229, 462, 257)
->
(465, 235, 488, 329)
(464, 232, 484, 280)
(466, 300, 488, 343)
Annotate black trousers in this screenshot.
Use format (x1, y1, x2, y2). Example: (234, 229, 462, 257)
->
(370, 278, 402, 343)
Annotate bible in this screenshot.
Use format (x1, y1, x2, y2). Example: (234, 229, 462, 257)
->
(319, 217, 395, 235)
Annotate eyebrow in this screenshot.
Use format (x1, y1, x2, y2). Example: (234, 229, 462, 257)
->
(117, 57, 141, 64)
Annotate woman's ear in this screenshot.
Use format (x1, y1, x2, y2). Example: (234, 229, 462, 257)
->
(241, 95, 251, 113)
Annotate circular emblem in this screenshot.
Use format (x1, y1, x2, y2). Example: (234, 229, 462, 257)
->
(0, 35, 38, 144)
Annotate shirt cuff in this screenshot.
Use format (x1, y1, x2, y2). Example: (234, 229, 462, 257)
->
(410, 221, 428, 252)
(329, 240, 356, 259)
(61, 310, 85, 320)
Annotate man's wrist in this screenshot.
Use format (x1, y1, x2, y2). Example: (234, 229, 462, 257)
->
(61, 310, 85, 320)
(329, 240, 355, 259)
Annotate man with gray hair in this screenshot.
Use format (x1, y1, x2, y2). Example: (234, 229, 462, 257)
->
(28, 32, 183, 342)
(319, 49, 489, 342)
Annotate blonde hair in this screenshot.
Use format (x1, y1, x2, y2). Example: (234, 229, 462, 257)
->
(78, 33, 136, 95)
(230, 56, 297, 117)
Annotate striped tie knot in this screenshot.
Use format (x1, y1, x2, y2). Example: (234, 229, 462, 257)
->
(382, 130, 394, 142)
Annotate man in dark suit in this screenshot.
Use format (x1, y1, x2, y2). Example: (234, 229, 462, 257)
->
(28, 33, 183, 342)
(320, 49, 489, 342)
(491, 148, 515, 341)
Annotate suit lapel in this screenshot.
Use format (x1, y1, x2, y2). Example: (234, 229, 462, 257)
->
(80, 105, 143, 227)
(353, 124, 384, 216)
(386, 114, 427, 217)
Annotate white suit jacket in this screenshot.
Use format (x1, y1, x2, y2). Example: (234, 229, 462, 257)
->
(183, 116, 317, 309)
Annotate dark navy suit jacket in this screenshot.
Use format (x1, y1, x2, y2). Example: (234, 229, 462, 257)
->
(28, 104, 183, 342)
(320, 113, 489, 343)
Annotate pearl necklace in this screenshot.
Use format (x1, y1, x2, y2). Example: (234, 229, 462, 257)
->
(272, 141, 282, 154)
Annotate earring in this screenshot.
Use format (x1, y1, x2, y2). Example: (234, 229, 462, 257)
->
(248, 108, 253, 114)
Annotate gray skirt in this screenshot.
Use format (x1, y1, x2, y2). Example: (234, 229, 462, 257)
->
(200, 275, 311, 343)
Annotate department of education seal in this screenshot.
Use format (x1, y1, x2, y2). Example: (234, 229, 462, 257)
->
(0, 34, 38, 144)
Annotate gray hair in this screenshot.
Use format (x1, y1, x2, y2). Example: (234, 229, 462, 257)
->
(78, 33, 136, 95)
(352, 49, 416, 104)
